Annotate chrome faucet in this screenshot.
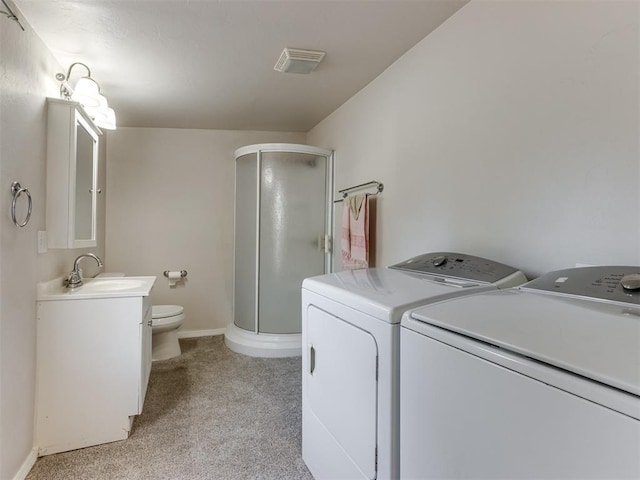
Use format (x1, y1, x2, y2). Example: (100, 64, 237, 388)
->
(66, 253, 103, 289)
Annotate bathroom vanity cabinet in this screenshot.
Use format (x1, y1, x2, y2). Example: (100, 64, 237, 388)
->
(46, 98, 102, 248)
(35, 277, 155, 456)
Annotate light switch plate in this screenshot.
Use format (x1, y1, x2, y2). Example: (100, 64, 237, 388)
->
(37, 230, 48, 253)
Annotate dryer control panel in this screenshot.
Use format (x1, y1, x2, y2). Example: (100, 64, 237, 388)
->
(389, 252, 520, 284)
(522, 266, 640, 305)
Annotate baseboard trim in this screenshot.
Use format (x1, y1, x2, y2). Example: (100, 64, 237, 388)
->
(13, 448, 37, 480)
(178, 328, 226, 339)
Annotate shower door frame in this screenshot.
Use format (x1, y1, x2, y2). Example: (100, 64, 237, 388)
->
(233, 143, 334, 338)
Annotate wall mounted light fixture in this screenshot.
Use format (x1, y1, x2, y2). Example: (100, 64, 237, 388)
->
(56, 62, 117, 130)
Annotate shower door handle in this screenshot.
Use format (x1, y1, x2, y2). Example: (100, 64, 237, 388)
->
(309, 345, 316, 374)
(317, 235, 332, 253)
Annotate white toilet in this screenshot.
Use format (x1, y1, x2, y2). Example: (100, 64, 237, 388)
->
(151, 305, 185, 361)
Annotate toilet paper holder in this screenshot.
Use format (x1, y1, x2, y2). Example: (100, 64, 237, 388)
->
(164, 270, 188, 278)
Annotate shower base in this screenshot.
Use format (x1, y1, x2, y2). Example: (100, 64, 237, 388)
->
(224, 323, 301, 358)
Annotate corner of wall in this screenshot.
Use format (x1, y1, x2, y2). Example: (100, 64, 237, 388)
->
(10, 448, 37, 480)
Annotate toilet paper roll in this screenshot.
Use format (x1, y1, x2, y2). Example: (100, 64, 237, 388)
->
(167, 270, 182, 287)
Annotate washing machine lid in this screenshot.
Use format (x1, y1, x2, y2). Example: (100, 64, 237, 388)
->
(152, 305, 184, 319)
(302, 267, 497, 324)
(406, 270, 640, 397)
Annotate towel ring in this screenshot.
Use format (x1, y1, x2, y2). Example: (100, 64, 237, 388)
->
(11, 181, 32, 228)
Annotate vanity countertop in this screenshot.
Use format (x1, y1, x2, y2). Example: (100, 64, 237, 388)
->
(37, 276, 156, 301)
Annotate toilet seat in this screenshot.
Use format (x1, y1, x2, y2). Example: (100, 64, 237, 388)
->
(152, 305, 184, 319)
(151, 305, 185, 334)
(152, 316, 184, 329)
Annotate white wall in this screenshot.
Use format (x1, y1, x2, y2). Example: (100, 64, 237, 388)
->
(106, 128, 306, 334)
(0, 3, 107, 478)
(309, 0, 640, 278)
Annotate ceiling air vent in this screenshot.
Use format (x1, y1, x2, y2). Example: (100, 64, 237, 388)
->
(274, 48, 326, 74)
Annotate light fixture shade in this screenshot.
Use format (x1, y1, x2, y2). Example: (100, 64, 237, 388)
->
(93, 107, 117, 130)
(83, 94, 105, 120)
(96, 93, 108, 108)
(72, 77, 101, 107)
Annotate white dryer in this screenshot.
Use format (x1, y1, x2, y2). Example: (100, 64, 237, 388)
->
(401, 266, 640, 479)
(301, 252, 526, 480)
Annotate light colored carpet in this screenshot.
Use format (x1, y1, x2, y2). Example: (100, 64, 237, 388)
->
(27, 336, 314, 480)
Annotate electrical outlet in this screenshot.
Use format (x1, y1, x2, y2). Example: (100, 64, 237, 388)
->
(37, 231, 48, 253)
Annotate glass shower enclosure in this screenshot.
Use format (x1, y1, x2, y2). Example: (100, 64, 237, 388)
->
(224, 144, 334, 357)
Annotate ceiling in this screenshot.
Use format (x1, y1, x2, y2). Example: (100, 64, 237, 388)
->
(14, 0, 468, 132)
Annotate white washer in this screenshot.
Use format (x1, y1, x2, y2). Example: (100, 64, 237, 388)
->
(401, 266, 640, 479)
(301, 252, 526, 480)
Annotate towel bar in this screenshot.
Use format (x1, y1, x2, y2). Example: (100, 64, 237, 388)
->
(333, 180, 383, 203)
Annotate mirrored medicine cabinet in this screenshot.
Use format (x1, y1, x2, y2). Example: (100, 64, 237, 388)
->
(46, 98, 102, 248)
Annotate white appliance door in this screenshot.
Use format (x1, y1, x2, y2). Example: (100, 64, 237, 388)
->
(401, 327, 640, 479)
(306, 305, 378, 479)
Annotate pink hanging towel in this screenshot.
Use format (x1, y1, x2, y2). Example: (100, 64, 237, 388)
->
(341, 194, 369, 270)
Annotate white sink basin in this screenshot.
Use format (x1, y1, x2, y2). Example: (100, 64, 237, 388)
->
(37, 276, 157, 301)
(80, 279, 148, 292)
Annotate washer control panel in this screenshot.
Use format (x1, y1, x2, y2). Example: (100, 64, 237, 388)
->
(389, 252, 520, 284)
(523, 266, 640, 305)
